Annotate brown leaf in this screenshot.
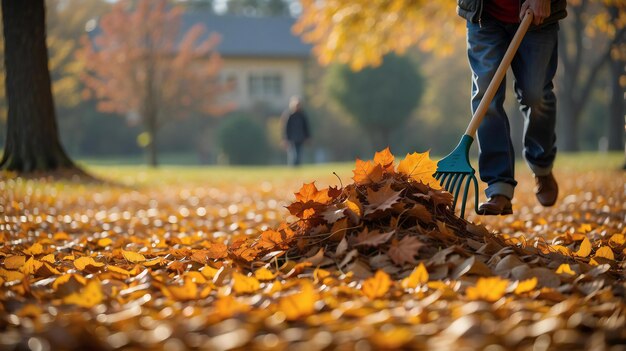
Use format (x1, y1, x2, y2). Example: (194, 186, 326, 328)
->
(365, 183, 402, 215)
(388, 236, 424, 265)
(353, 229, 395, 247)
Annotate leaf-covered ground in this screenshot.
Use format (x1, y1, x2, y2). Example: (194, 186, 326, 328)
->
(0, 153, 624, 350)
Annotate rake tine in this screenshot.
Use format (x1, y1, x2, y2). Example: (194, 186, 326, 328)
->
(434, 172, 443, 181)
(443, 173, 456, 191)
(437, 173, 449, 189)
(459, 175, 473, 218)
(451, 174, 466, 210)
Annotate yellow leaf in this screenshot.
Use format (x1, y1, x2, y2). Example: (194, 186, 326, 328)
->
(0, 268, 25, 281)
(254, 267, 277, 281)
(556, 264, 575, 275)
(41, 254, 55, 264)
(63, 280, 104, 308)
(23, 243, 44, 256)
(21, 257, 43, 275)
(609, 234, 624, 247)
(278, 281, 318, 320)
(143, 257, 164, 267)
(594, 246, 615, 260)
(74, 256, 105, 271)
(164, 278, 198, 301)
(371, 327, 414, 349)
(214, 295, 250, 318)
(200, 265, 219, 279)
(397, 151, 440, 189)
(53, 273, 86, 291)
(122, 250, 146, 263)
(466, 277, 508, 302)
(232, 272, 260, 294)
(362, 270, 391, 299)
(53, 232, 70, 241)
(574, 238, 591, 258)
(97, 238, 113, 247)
(514, 277, 537, 294)
(401, 263, 429, 289)
(550, 245, 571, 256)
(4, 255, 26, 270)
(107, 265, 131, 276)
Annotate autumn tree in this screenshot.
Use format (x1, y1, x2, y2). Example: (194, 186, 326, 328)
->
(294, 1, 459, 71)
(558, 0, 626, 151)
(326, 54, 424, 150)
(78, 0, 233, 167)
(0, 0, 76, 172)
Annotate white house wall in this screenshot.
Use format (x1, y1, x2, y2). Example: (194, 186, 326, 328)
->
(220, 57, 305, 112)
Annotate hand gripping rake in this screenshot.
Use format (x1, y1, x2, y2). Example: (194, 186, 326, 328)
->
(434, 10, 534, 218)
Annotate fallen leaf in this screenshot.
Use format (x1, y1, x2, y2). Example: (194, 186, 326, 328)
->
(593, 246, 614, 260)
(122, 250, 146, 263)
(373, 147, 395, 172)
(63, 280, 104, 308)
(574, 238, 591, 258)
(232, 272, 260, 294)
(556, 263, 576, 276)
(254, 267, 277, 281)
(388, 236, 424, 265)
(514, 277, 538, 294)
(466, 277, 508, 302)
(97, 237, 113, 247)
(4, 255, 25, 270)
(361, 270, 391, 299)
(353, 229, 395, 247)
(401, 263, 429, 289)
(74, 256, 105, 271)
(352, 159, 384, 185)
(23, 243, 44, 256)
(163, 278, 198, 301)
(278, 281, 318, 320)
(397, 151, 440, 189)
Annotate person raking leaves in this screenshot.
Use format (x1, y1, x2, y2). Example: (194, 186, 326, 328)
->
(457, 0, 566, 215)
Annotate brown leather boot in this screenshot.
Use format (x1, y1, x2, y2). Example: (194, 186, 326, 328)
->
(535, 172, 558, 206)
(477, 195, 513, 215)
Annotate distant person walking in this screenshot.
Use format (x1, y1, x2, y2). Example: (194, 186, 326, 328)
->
(282, 96, 311, 167)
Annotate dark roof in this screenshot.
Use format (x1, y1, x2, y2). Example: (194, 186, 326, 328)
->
(181, 14, 311, 58)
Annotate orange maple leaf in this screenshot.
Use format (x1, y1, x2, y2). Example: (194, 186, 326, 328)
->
(374, 147, 395, 173)
(294, 182, 332, 204)
(397, 151, 440, 189)
(352, 159, 384, 185)
(388, 236, 424, 265)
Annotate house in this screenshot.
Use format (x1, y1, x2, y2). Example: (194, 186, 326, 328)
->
(182, 14, 312, 113)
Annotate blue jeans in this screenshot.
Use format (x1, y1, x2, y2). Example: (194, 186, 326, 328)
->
(288, 141, 303, 166)
(467, 18, 559, 200)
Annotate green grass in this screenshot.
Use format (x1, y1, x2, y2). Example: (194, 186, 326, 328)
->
(77, 151, 623, 187)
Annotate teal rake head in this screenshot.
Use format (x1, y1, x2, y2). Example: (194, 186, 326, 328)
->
(434, 134, 479, 218)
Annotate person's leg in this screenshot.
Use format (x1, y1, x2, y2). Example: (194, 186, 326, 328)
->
(287, 142, 296, 166)
(467, 19, 517, 201)
(294, 142, 303, 166)
(510, 23, 559, 176)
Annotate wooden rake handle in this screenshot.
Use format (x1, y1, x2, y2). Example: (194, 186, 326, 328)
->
(464, 10, 534, 137)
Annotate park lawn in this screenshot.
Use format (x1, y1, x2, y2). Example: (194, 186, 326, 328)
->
(0, 151, 624, 350)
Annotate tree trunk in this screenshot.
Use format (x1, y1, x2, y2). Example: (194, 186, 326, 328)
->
(607, 54, 625, 151)
(0, 0, 75, 172)
(144, 108, 158, 167)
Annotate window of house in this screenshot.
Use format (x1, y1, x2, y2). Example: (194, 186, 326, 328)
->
(248, 73, 283, 98)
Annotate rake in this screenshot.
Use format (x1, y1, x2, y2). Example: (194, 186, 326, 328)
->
(434, 10, 534, 218)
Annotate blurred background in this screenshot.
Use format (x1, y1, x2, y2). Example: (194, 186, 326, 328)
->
(0, 0, 623, 166)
